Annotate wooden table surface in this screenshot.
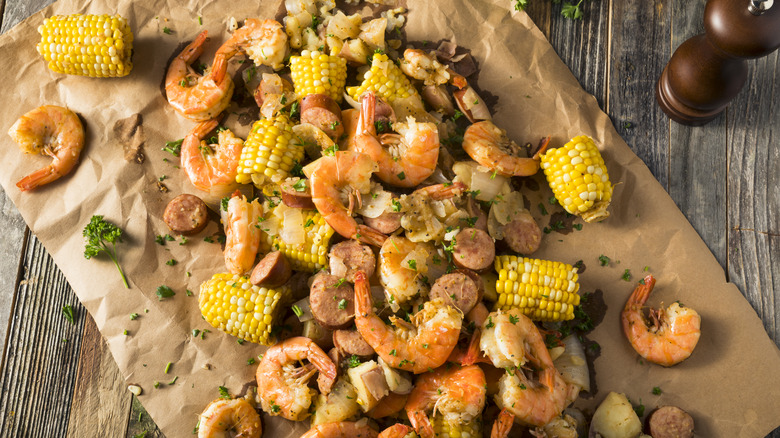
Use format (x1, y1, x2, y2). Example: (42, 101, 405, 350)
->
(0, 0, 777, 437)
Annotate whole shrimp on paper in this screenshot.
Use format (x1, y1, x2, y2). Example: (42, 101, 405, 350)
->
(463, 120, 549, 177)
(197, 398, 261, 438)
(622, 275, 701, 367)
(8, 105, 84, 191)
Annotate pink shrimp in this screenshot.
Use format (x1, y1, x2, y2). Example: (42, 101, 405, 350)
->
(221, 191, 262, 275)
(181, 118, 243, 196)
(197, 398, 261, 438)
(300, 420, 378, 438)
(462, 121, 548, 177)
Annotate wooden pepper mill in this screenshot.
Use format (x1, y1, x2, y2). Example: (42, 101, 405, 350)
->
(656, 0, 780, 125)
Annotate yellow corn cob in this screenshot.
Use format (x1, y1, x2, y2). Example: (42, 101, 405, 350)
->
(198, 273, 288, 345)
(259, 208, 335, 272)
(432, 414, 482, 438)
(289, 50, 348, 102)
(36, 14, 133, 77)
(236, 115, 302, 187)
(346, 52, 418, 103)
(494, 255, 581, 322)
(540, 135, 612, 222)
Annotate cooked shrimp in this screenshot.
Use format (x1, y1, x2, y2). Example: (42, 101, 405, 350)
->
(9, 105, 84, 191)
(378, 424, 416, 438)
(181, 119, 243, 196)
(490, 408, 516, 438)
(462, 121, 548, 177)
(496, 367, 579, 428)
(165, 30, 234, 121)
(352, 91, 439, 188)
(621, 275, 701, 367)
(217, 19, 288, 71)
(400, 49, 450, 86)
(221, 191, 262, 275)
(197, 398, 261, 438)
(480, 309, 555, 370)
(300, 420, 379, 438)
(354, 271, 462, 374)
(378, 236, 435, 311)
(309, 150, 388, 247)
(398, 182, 468, 243)
(405, 364, 486, 438)
(367, 392, 409, 419)
(255, 336, 337, 421)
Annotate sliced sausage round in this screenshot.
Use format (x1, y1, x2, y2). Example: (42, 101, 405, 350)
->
(452, 228, 495, 271)
(646, 406, 694, 438)
(455, 268, 485, 302)
(333, 329, 375, 358)
(363, 209, 402, 234)
(280, 178, 315, 209)
(502, 210, 542, 255)
(163, 194, 209, 235)
(300, 94, 344, 139)
(309, 273, 355, 330)
(250, 251, 292, 288)
(286, 271, 311, 301)
(429, 272, 480, 314)
(465, 196, 488, 232)
(329, 240, 376, 283)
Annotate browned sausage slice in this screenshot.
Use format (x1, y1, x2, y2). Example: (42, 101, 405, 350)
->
(502, 210, 542, 255)
(250, 251, 292, 288)
(309, 273, 355, 330)
(163, 194, 209, 235)
(429, 272, 480, 314)
(363, 210, 402, 234)
(333, 329, 375, 358)
(329, 240, 376, 283)
(452, 228, 495, 271)
(647, 406, 695, 438)
(301, 94, 344, 139)
(280, 178, 316, 209)
(455, 268, 485, 302)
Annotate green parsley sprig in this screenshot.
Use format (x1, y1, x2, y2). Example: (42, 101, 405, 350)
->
(513, 0, 590, 20)
(83, 215, 130, 288)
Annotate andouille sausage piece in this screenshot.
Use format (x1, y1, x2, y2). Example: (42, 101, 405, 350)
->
(333, 329, 375, 358)
(452, 228, 495, 271)
(429, 272, 480, 314)
(249, 251, 292, 288)
(163, 194, 209, 235)
(362, 209, 402, 234)
(329, 240, 376, 283)
(280, 177, 316, 209)
(300, 94, 344, 139)
(455, 268, 485, 302)
(646, 406, 694, 438)
(309, 272, 355, 330)
(502, 209, 542, 255)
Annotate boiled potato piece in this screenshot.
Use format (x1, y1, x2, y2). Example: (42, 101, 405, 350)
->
(589, 392, 642, 438)
(378, 357, 412, 394)
(302, 319, 333, 350)
(311, 379, 360, 425)
(347, 360, 389, 412)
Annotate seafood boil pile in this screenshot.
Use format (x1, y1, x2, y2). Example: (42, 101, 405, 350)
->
(6, 2, 707, 438)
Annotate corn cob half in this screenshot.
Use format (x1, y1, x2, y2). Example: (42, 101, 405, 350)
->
(346, 52, 418, 104)
(37, 14, 133, 77)
(198, 273, 288, 345)
(541, 135, 612, 222)
(259, 208, 335, 272)
(290, 50, 348, 102)
(236, 115, 302, 187)
(432, 414, 482, 438)
(494, 255, 580, 322)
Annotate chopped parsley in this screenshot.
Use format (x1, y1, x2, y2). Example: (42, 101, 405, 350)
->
(166, 259, 177, 266)
(156, 285, 175, 300)
(292, 305, 303, 317)
(598, 255, 610, 266)
(155, 234, 174, 245)
(538, 203, 548, 215)
(397, 171, 406, 181)
(292, 179, 307, 192)
(62, 305, 75, 324)
(130, 313, 139, 320)
(508, 314, 519, 325)
(347, 355, 361, 368)
(391, 199, 402, 212)
(220, 197, 230, 211)
(218, 386, 230, 399)
(323, 144, 339, 156)
(622, 269, 632, 281)
(407, 259, 417, 270)
(163, 139, 183, 156)
(337, 299, 348, 310)
(652, 386, 662, 395)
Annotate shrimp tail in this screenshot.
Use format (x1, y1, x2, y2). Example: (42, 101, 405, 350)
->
(491, 409, 515, 438)
(626, 275, 656, 310)
(180, 30, 208, 64)
(16, 165, 63, 191)
(353, 270, 373, 318)
(408, 410, 434, 438)
(358, 91, 377, 136)
(209, 53, 229, 84)
(532, 136, 551, 160)
(356, 224, 387, 247)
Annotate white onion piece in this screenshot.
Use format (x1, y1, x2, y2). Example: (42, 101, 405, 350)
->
(356, 183, 393, 218)
(292, 297, 314, 322)
(470, 169, 508, 202)
(280, 207, 306, 245)
(343, 91, 361, 110)
(553, 335, 590, 392)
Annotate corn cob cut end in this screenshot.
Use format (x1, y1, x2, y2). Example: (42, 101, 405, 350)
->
(346, 52, 418, 104)
(290, 50, 348, 102)
(198, 273, 288, 345)
(37, 14, 133, 77)
(494, 255, 581, 322)
(541, 135, 612, 223)
(236, 115, 302, 188)
(259, 209, 334, 272)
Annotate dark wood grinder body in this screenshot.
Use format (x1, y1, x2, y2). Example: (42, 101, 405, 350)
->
(656, 0, 780, 125)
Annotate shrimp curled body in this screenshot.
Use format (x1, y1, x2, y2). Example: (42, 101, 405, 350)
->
(9, 105, 84, 191)
(462, 120, 545, 177)
(354, 271, 462, 374)
(621, 275, 701, 367)
(222, 192, 262, 275)
(197, 398, 261, 438)
(181, 119, 243, 196)
(300, 420, 378, 438)
(255, 336, 337, 421)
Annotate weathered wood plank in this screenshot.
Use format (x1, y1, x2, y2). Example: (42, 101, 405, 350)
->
(66, 313, 131, 438)
(607, 0, 671, 187)
(667, 0, 728, 270)
(0, 236, 83, 436)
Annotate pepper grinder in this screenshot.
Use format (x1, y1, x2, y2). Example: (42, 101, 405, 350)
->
(656, 0, 780, 125)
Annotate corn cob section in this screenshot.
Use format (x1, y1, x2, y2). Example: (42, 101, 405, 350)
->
(494, 255, 580, 322)
(432, 414, 482, 438)
(346, 52, 418, 103)
(37, 14, 133, 77)
(198, 273, 288, 345)
(290, 50, 348, 102)
(259, 209, 335, 272)
(541, 135, 612, 222)
(236, 115, 302, 187)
